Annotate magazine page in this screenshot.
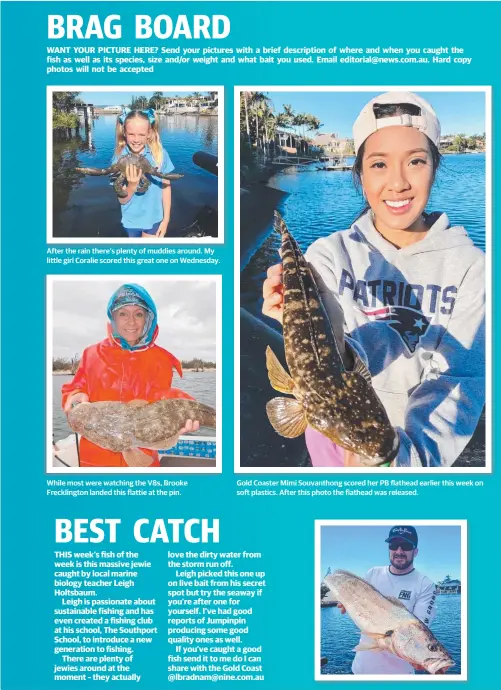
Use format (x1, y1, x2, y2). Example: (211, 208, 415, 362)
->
(0, 2, 497, 689)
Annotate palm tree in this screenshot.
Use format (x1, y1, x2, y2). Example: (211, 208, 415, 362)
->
(251, 94, 264, 149)
(149, 91, 164, 110)
(241, 92, 253, 149)
(131, 95, 148, 110)
(280, 104, 296, 148)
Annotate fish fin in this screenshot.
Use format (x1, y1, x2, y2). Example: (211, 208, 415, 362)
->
(265, 347, 296, 395)
(122, 450, 155, 467)
(365, 632, 391, 639)
(266, 397, 307, 438)
(353, 641, 382, 652)
(352, 353, 372, 383)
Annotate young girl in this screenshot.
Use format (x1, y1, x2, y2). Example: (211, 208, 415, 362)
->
(114, 108, 175, 238)
(262, 91, 485, 468)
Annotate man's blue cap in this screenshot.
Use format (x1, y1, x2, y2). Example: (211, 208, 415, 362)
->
(385, 526, 418, 547)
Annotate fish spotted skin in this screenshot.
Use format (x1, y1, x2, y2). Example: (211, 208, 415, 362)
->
(68, 399, 216, 452)
(324, 570, 454, 674)
(266, 212, 398, 465)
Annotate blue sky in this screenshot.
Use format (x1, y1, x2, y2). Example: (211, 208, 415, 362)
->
(265, 91, 486, 137)
(320, 525, 462, 584)
(71, 91, 213, 105)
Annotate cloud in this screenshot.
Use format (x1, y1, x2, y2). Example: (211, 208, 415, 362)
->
(52, 278, 217, 361)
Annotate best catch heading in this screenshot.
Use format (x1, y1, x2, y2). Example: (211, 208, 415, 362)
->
(48, 14, 231, 40)
(55, 518, 220, 543)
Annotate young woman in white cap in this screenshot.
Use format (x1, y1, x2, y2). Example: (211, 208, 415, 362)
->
(262, 92, 485, 468)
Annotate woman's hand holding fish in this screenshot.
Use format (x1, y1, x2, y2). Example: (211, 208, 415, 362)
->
(179, 419, 200, 434)
(64, 392, 89, 414)
(160, 419, 201, 451)
(262, 263, 284, 323)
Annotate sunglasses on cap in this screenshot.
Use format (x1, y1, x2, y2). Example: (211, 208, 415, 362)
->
(389, 541, 414, 551)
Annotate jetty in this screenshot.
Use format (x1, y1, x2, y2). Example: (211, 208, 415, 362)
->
(316, 156, 353, 172)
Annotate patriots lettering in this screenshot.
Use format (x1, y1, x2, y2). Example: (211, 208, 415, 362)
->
(339, 269, 457, 314)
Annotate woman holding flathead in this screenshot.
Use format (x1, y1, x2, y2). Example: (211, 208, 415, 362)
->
(262, 91, 485, 467)
(62, 283, 199, 468)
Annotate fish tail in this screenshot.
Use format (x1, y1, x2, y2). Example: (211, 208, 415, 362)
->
(273, 210, 287, 235)
(195, 402, 217, 428)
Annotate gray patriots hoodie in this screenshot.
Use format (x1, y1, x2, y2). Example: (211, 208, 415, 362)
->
(305, 210, 485, 468)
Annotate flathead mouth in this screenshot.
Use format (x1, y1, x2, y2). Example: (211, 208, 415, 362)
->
(426, 657, 455, 675)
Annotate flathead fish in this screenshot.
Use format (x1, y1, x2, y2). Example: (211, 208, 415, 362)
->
(265, 212, 399, 466)
(68, 399, 216, 453)
(324, 570, 454, 674)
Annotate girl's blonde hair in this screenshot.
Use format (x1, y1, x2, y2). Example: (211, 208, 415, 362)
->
(115, 110, 163, 166)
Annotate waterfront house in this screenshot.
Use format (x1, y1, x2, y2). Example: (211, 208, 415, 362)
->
(312, 132, 351, 155)
(436, 575, 461, 594)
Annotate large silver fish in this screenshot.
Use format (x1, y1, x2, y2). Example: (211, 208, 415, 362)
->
(265, 212, 399, 466)
(324, 570, 454, 674)
(68, 399, 216, 453)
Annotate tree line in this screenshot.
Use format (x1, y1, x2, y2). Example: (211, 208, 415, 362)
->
(130, 91, 218, 111)
(53, 356, 215, 372)
(240, 92, 323, 160)
(443, 133, 486, 152)
(52, 91, 218, 130)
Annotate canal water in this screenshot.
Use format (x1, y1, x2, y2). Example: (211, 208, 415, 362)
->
(52, 370, 217, 443)
(241, 153, 485, 312)
(53, 114, 218, 238)
(320, 594, 462, 676)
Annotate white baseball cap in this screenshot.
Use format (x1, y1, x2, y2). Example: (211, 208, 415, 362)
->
(353, 92, 441, 154)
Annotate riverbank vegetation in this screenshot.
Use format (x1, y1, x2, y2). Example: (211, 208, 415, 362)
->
(442, 133, 486, 153)
(53, 356, 216, 374)
(131, 91, 218, 111)
(240, 91, 323, 172)
(52, 91, 82, 130)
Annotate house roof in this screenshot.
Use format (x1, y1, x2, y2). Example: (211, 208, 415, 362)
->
(312, 133, 346, 145)
(438, 579, 461, 586)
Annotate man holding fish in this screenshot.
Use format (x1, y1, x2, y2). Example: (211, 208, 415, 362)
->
(262, 91, 485, 467)
(324, 526, 452, 675)
(351, 526, 440, 674)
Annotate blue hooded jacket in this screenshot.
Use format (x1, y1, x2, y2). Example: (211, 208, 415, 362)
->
(107, 283, 158, 351)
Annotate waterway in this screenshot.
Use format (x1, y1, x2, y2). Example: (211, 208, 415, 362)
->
(53, 114, 218, 238)
(241, 153, 485, 313)
(321, 594, 461, 675)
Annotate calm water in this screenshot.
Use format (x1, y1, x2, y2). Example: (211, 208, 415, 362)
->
(53, 114, 218, 238)
(321, 594, 461, 676)
(241, 154, 485, 310)
(52, 370, 217, 442)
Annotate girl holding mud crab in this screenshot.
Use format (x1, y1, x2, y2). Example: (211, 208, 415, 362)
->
(262, 91, 485, 468)
(113, 107, 176, 239)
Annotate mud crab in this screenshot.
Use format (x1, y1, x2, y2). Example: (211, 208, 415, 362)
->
(76, 153, 183, 198)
